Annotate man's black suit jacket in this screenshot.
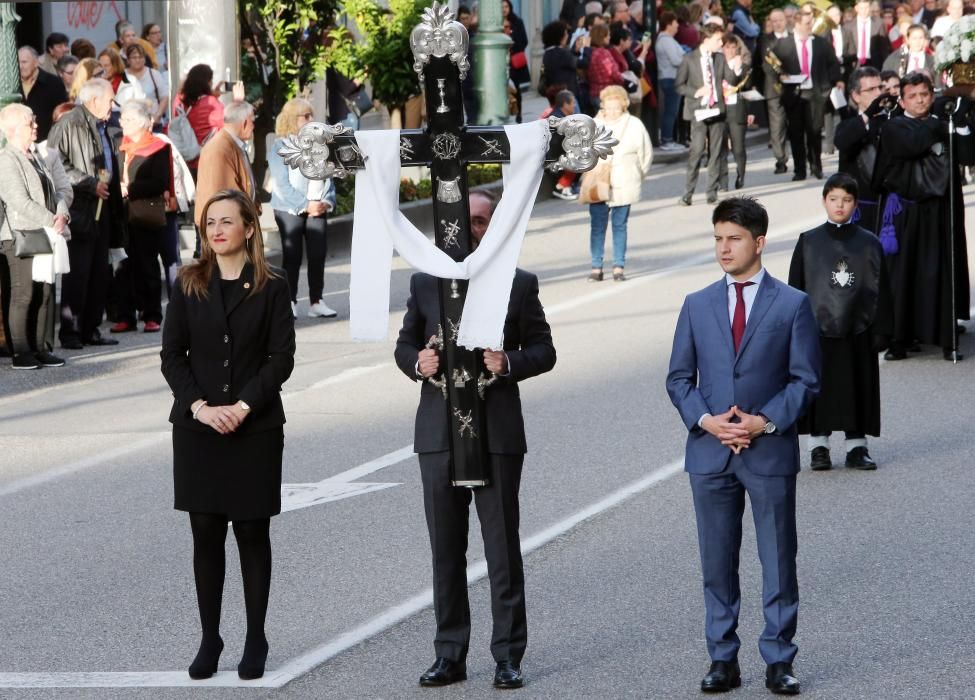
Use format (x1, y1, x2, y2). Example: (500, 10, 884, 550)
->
(773, 34, 842, 101)
(395, 270, 556, 455)
(20, 69, 67, 141)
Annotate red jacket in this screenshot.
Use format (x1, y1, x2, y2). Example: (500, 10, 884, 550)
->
(588, 47, 623, 98)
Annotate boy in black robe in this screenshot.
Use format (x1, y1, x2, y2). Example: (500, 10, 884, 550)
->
(788, 173, 894, 470)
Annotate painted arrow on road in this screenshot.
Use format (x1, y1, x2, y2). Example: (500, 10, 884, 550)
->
(280, 445, 414, 513)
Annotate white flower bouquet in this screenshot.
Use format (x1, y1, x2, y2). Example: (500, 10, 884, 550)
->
(935, 15, 975, 72)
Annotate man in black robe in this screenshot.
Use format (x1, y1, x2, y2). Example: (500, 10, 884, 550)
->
(789, 174, 893, 470)
(874, 72, 974, 361)
(834, 66, 889, 233)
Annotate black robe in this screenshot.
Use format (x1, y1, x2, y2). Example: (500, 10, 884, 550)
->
(834, 109, 885, 233)
(789, 222, 894, 436)
(874, 113, 973, 349)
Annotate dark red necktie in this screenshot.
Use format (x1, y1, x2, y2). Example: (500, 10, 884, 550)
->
(732, 281, 754, 353)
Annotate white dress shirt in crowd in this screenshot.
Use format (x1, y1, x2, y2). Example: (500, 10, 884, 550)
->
(831, 28, 843, 59)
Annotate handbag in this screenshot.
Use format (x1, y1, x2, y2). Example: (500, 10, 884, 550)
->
(0, 198, 53, 258)
(510, 50, 528, 70)
(578, 160, 612, 204)
(342, 87, 374, 118)
(128, 196, 166, 228)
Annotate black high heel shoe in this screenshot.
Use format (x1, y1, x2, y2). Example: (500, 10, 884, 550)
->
(238, 635, 269, 680)
(188, 636, 223, 680)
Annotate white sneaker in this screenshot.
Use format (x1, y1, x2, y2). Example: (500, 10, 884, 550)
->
(291, 302, 297, 318)
(308, 301, 338, 318)
(552, 186, 578, 201)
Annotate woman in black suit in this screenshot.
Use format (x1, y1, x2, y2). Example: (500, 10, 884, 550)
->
(161, 189, 295, 681)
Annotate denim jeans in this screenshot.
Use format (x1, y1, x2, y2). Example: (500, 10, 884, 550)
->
(659, 78, 679, 143)
(589, 203, 630, 269)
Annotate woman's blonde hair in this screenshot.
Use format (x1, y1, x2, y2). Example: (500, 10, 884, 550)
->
(97, 47, 125, 78)
(69, 58, 100, 101)
(275, 97, 314, 137)
(599, 84, 629, 111)
(178, 189, 278, 299)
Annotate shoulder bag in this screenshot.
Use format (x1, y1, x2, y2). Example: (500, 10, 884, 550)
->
(0, 198, 53, 257)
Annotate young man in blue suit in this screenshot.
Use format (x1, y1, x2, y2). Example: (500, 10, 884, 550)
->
(666, 197, 821, 695)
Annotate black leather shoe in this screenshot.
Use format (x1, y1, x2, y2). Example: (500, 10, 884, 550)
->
(701, 660, 741, 692)
(944, 348, 964, 361)
(707, 194, 718, 204)
(766, 662, 800, 695)
(735, 175, 744, 189)
(811, 168, 824, 179)
(419, 657, 467, 687)
(678, 195, 693, 206)
(845, 446, 877, 470)
(188, 636, 223, 680)
(494, 660, 524, 689)
(791, 173, 807, 181)
(884, 348, 907, 361)
(774, 162, 788, 174)
(60, 337, 84, 350)
(84, 335, 119, 346)
(810, 446, 831, 471)
(237, 635, 269, 680)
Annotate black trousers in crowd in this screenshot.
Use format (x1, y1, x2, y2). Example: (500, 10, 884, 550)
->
(784, 90, 825, 177)
(418, 451, 527, 665)
(116, 222, 164, 326)
(60, 216, 111, 345)
(274, 211, 327, 304)
(0, 240, 52, 354)
(767, 95, 789, 167)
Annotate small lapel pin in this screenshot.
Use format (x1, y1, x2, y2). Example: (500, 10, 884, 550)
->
(243, 282, 251, 289)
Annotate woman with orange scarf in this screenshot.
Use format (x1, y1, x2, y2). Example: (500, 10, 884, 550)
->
(112, 99, 172, 333)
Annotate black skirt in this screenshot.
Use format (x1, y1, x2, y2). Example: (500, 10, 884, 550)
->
(173, 426, 284, 520)
(798, 332, 881, 437)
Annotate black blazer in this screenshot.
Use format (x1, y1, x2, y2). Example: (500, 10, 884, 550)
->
(21, 69, 67, 141)
(161, 264, 296, 434)
(394, 270, 556, 455)
(126, 144, 170, 201)
(773, 34, 841, 99)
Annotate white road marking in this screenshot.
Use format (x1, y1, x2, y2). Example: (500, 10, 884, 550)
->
(280, 445, 414, 512)
(0, 458, 684, 688)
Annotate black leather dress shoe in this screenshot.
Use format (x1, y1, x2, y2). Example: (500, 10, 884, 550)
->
(810, 446, 831, 471)
(678, 195, 693, 206)
(944, 348, 964, 361)
(84, 335, 119, 346)
(419, 657, 466, 687)
(884, 348, 907, 361)
(494, 660, 524, 689)
(791, 173, 807, 181)
(811, 168, 824, 179)
(735, 174, 744, 189)
(845, 446, 877, 470)
(60, 337, 84, 350)
(701, 660, 741, 692)
(766, 662, 800, 695)
(707, 194, 718, 204)
(774, 162, 788, 174)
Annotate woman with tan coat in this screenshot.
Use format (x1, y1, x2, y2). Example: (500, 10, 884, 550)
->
(587, 85, 653, 282)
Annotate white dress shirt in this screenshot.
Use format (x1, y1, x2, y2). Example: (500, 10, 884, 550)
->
(857, 18, 871, 60)
(831, 28, 844, 59)
(726, 267, 766, 326)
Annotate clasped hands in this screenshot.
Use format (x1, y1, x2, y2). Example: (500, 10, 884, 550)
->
(417, 335, 507, 377)
(195, 401, 250, 435)
(701, 406, 766, 455)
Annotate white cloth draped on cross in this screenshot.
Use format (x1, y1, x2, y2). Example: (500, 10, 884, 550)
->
(349, 120, 548, 349)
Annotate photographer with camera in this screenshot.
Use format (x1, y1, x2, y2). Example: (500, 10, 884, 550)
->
(833, 66, 890, 233)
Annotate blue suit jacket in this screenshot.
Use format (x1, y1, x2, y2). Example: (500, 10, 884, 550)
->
(666, 273, 821, 476)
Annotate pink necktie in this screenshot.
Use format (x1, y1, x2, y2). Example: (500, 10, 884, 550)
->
(859, 23, 868, 65)
(911, 55, 921, 72)
(801, 39, 810, 78)
(705, 55, 716, 107)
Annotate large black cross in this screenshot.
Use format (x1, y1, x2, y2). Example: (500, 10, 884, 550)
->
(282, 3, 614, 487)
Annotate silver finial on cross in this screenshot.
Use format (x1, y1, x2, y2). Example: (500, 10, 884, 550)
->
(410, 1, 470, 81)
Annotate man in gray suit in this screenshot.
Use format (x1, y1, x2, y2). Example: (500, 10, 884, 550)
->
(677, 24, 742, 206)
(758, 9, 790, 174)
(842, 0, 891, 72)
(667, 197, 821, 695)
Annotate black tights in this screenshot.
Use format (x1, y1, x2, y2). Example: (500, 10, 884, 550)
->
(189, 513, 271, 644)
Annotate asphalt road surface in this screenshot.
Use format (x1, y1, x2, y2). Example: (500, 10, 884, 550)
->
(2, 140, 974, 699)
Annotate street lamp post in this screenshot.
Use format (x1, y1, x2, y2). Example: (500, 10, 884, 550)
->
(473, 0, 512, 125)
(0, 4, 21, 109)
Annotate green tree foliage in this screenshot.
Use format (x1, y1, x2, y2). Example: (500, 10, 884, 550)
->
(325, 0, 430, 113)
(241, 0, 340, 112)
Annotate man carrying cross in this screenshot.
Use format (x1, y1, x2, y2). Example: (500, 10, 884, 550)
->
(395, 190, 556, 689)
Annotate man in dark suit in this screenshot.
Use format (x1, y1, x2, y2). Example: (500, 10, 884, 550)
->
(667, 197, 820, 695)
(677, 24, 743, 206)
(774, 1, 842, 180)
(18, 46, 68, 142)
(756, 9, 791, 174)
(395, 191, 556, 690)
(841, 0, 891, 71)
